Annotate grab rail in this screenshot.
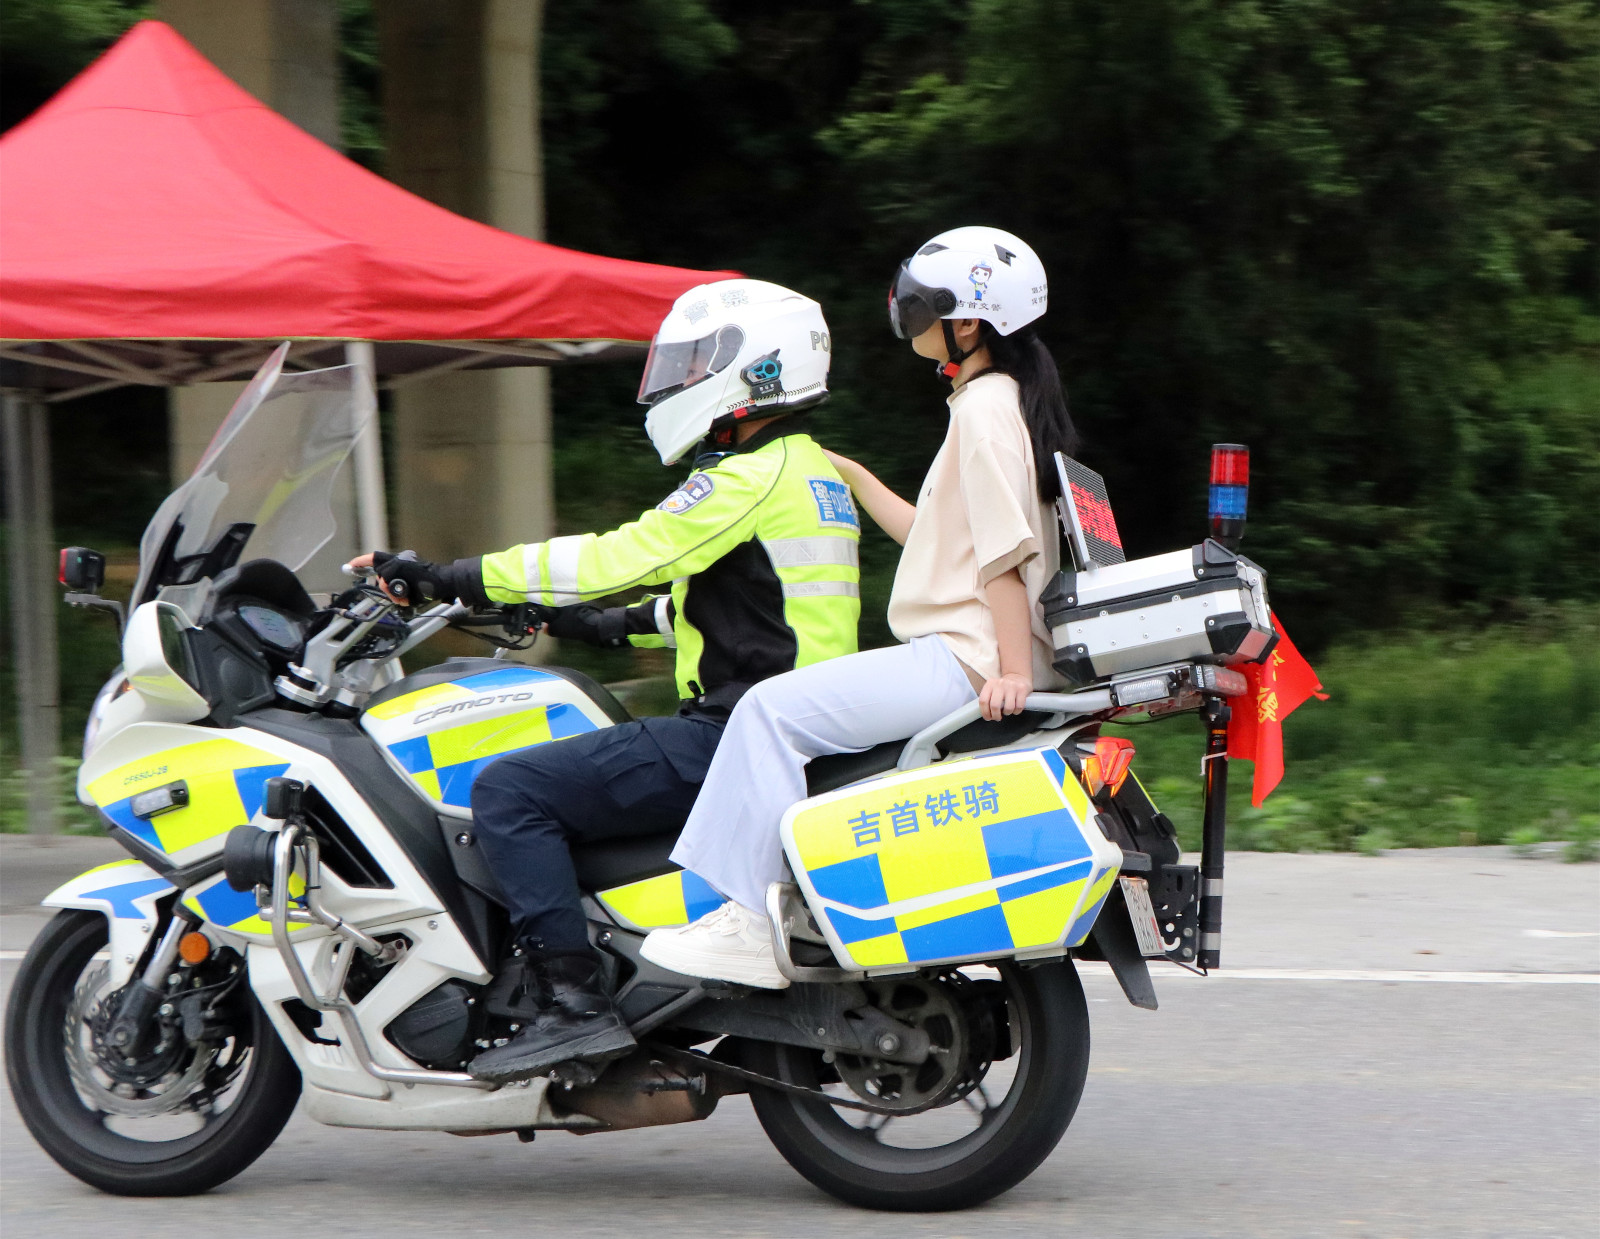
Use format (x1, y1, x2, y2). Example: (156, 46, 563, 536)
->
(896, 690, 1113, 772)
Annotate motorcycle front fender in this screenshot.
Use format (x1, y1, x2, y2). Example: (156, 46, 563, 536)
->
(42, 859, 174, 989)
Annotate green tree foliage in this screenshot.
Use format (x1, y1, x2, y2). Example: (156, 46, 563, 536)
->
(542, 0, 1600, 649)
(0, 0, 145, 130)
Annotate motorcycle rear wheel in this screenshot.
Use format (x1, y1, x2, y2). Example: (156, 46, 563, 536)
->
(747, 959, 1090, 1211)
(5, 909, 301, 1196)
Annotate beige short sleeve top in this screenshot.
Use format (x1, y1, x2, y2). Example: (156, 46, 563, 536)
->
(886, 372, 1063, 687)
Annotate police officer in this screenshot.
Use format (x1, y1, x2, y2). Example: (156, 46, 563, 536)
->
(354, 280, 859, 1082)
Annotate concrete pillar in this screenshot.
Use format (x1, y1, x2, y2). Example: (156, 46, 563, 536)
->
(156, 1, 365, 595)
(155, 0, 340, 145)
(378, 1, 553, 561)
(158, 0, 342, 491)
(168, 380, 244, 482)
(4, 396, 61, 836)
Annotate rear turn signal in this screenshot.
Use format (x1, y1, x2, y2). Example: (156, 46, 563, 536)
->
(1080, 736, 1136, 799)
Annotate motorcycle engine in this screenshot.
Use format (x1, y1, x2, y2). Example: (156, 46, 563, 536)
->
(384, 981, 479, 1070)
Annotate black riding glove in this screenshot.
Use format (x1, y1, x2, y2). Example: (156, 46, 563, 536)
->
(537, 603, 628, 648)
(372, 551, 460, 606)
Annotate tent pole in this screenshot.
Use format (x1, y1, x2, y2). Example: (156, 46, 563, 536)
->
(345, 342, 389, 552)
(3, 394, 61, 838)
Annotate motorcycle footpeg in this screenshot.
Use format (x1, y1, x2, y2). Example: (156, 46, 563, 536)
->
(548, 1059, 604, 1088)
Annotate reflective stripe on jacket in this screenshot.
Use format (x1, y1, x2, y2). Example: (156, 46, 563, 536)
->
(471, 422, 861, 706)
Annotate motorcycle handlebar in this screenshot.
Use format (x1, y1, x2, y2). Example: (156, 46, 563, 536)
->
(390, 600, 470, 659)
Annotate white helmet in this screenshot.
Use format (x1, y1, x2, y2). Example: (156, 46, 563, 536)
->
(888, 226, 1047, 375)
(639, 278, 831, 465)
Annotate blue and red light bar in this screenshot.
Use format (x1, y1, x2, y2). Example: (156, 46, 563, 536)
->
(1208, 443, 1249, 549)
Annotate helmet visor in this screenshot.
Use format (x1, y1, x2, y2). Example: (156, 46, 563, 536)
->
(887, 261, 958, 340)
(637, 323, 746, 406)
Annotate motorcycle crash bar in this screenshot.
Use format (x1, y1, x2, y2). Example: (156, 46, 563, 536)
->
(264, 823, 493, 1093)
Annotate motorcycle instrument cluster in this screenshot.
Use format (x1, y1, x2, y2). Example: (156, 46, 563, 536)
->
(236, 603, 307, 655)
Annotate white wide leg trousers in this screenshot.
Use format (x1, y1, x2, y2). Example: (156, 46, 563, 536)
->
(670, 635, 978, 912)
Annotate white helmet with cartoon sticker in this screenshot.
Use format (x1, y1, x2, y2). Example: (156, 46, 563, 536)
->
(639, 278, 831, 465)
(887, 225, 1048, 343)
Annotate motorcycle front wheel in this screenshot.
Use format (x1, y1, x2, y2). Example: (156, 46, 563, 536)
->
(747, 958, 1091, 1211)
(5, 909, 301, 1196)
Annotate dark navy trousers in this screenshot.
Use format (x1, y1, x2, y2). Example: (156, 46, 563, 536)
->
(469, 714, 725, 951)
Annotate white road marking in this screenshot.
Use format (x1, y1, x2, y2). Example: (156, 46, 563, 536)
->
(0, 952, 1593, 984)
(1077, 962, 1598, 984)
(1522, 929, 1599, 939)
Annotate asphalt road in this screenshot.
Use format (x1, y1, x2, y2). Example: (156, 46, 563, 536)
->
(2, 838, 1596, 1239)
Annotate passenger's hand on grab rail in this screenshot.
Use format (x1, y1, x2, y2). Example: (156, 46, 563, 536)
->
(979, 671, 1033, 721)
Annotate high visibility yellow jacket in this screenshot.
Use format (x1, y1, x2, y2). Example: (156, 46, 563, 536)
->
(457, 421, 861, 711)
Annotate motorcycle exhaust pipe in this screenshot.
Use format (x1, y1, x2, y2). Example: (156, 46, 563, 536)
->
(1199, 698, 1230, 970)
(558, 1050, 720, 1133)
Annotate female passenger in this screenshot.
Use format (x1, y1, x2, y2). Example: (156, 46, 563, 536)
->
(641, 227, 1079, 987)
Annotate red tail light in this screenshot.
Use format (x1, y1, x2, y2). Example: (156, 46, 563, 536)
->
(1081, 736, 1136, 798)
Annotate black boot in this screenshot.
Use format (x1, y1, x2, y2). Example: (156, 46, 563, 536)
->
(469, 949, 635, 1084)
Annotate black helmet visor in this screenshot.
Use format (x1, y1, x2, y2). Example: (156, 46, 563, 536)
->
(887, 261, 958, 340)
(637, 322, 745, 406)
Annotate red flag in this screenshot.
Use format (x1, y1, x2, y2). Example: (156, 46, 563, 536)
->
(1227, 614, 1327, 806)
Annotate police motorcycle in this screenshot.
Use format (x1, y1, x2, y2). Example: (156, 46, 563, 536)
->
(6, 345, 1273, 1211)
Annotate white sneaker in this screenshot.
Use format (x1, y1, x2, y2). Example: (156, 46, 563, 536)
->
(640, 901, 790, 989)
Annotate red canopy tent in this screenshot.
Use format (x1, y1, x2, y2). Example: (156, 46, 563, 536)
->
(0, 20, 732, 836)
(0, 19, 729, 393)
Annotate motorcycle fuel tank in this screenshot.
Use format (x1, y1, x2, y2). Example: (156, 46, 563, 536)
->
(360, 658, 620, 818)
(781, 747, 1124, 973)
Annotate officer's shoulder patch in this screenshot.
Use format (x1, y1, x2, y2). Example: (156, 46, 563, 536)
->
(807, 476, 859, 530)
(658, 472, 716, 515)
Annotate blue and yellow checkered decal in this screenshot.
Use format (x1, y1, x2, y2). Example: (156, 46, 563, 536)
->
(86, 737, 290, 862)
(597, 868, 722, 931)
(782, 747, 1122, 970)
(181, 864, 309, 938)
(46, 859, 173, 920)
(362, 667, 600, 810)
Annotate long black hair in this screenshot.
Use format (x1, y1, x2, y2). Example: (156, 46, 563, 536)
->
(980, 321, 1079, 502)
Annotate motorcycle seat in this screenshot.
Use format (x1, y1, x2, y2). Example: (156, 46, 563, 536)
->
(573, 832, 681, 891)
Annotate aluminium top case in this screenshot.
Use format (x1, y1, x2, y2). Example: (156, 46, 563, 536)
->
(1042, 455, 1274, 687)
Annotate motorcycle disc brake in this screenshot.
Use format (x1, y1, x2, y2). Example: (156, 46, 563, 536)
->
(829, 975, 968, 1113)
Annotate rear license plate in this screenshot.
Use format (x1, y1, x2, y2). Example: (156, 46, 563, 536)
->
(1119, 875, 1165, 958)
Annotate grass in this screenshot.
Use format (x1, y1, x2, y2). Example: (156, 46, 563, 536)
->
(1108, 604, 1600, 854)
(7, 605, 1597, 854)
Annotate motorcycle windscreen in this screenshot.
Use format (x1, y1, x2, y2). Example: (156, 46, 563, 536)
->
(132, 342, 375, 611)
(780, 748, 1125, 972)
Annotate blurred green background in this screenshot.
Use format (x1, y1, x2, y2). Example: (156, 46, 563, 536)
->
(2, 0, 1596, 848)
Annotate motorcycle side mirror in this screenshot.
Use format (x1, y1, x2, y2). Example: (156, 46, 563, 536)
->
(59, 547, 106, 593)
(262, 777, 305, 822)
(58, 546, 125, 635)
